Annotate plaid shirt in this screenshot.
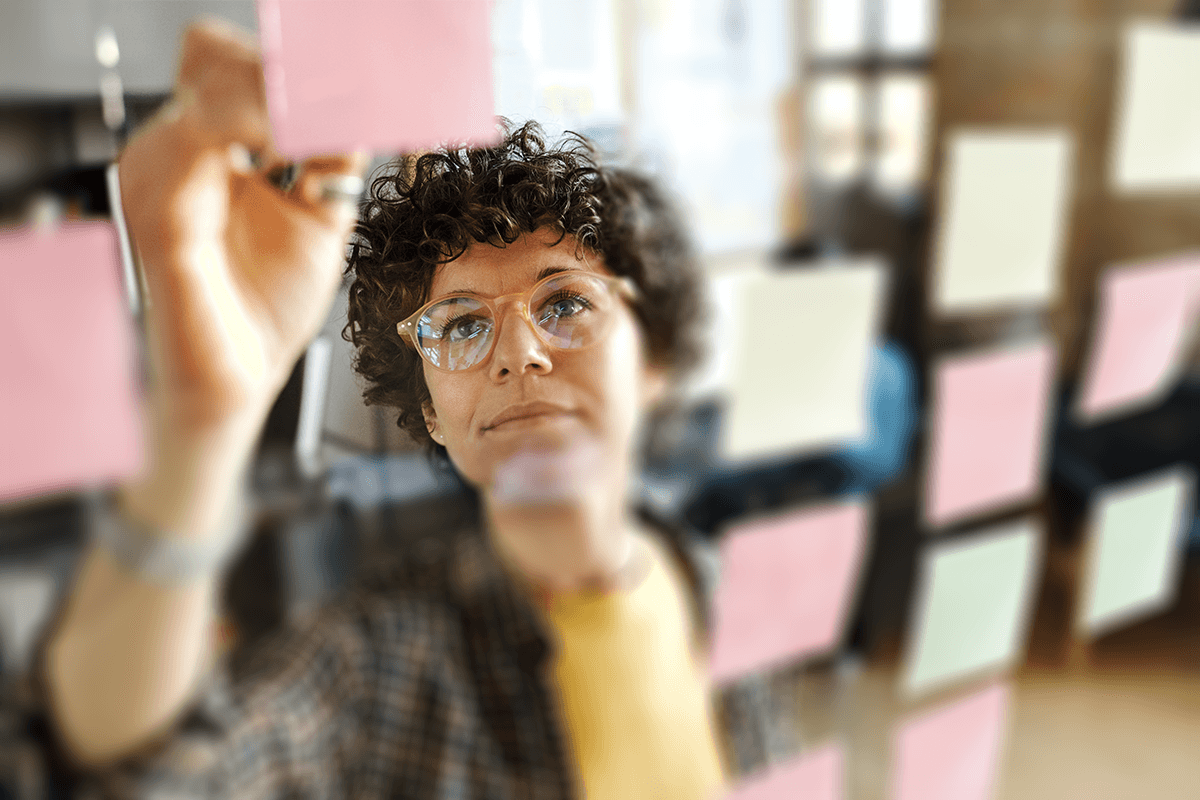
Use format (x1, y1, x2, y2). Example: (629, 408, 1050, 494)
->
(39, 507, 796, 799)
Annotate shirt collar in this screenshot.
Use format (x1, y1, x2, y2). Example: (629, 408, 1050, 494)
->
(445, 505, 715, 663)
(449, 528, 552, 671)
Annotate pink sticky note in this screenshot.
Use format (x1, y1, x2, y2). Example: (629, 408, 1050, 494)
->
(708, 502, 868, 685)
(890, 682, 1012, 800)
(721, 743, 844, 800)
(924, 341, 1056, 528)
(0, 222, 144, 502)
(1076, 253, 1200, 423)
(256, 0, 498, 159)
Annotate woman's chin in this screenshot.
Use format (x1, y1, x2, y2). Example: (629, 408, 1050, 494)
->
(487, 435, 605, 507)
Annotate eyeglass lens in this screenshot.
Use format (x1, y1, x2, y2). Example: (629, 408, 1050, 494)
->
(414, 274, 619, 370)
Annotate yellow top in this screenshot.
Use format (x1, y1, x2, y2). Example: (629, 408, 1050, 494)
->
(537, 532, 729, 800)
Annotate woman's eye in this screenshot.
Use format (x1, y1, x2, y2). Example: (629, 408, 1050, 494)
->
(552, 298, 585, 316)
(539, 293, 591, 322)
(444, 315, 488, 342)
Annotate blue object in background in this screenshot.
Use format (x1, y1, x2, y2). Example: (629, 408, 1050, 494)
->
(834, 341, 920, 495)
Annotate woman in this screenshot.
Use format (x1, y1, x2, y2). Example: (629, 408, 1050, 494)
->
(39, 18, 768, 800)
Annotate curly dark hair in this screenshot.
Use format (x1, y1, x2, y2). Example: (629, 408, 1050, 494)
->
(344, 120, 705, 453)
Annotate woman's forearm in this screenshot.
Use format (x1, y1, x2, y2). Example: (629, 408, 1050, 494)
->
(44, 404, 266, 768)
(40, 16, 366, 771)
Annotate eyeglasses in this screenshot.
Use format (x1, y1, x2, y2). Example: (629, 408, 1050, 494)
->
(396, 271, 639, 372)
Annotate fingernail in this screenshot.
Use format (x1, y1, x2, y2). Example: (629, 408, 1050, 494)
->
(228, 143, 253, 174)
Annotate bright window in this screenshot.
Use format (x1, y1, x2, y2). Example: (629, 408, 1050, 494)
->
(873, 72, 932, 193)
(812, 0, 867, 57)
(810, 74, 866, 183)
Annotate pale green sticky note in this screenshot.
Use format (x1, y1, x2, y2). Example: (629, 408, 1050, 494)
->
(902, 521, 1041, 698)
(1080, 467, 1194, 636)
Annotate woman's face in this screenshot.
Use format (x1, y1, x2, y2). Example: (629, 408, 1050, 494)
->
(420, 227, 666, 492)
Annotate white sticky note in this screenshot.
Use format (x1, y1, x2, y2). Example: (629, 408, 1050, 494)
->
(932, 130, 1073, 314)
(1079, 467, 1195, 637)
(1111, 21, 1200, 193)
(683, 262, 769, 402)
(901, 520, 1042, 698)
(1075, 254, 1200, 424)
(720, 260, 886, 463)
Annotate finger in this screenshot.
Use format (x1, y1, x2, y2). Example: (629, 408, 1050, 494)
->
(175, 17, 275, 155)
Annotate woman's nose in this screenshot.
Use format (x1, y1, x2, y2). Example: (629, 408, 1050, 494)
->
(488, 302, 553, 379)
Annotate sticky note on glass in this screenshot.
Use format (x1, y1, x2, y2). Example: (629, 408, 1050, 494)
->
(722, 742, 844, 800)
(256, 0, 498, 158)
(721, 260, 886, 463)
(924, 340, 1056, 528)
(932, 130, 1073, 314)
(683, 263, 768, 402)
(890, 682, 1012, 800)
(709, 501, 868, 685)
(0, 223, 144, 502)
(1075, 254, 1200, 424)
(1111, 21, 1200, 192)
(1078, 467, 1195, 637)
(901, 521, 1041, 698)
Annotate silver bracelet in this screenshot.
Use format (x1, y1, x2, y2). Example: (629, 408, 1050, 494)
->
(89, 492, 254, 586)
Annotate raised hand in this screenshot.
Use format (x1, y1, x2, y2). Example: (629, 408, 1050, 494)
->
(118, 18, 367, 428)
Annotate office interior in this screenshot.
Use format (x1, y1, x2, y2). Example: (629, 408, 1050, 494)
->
(1, 0, 1199, 797)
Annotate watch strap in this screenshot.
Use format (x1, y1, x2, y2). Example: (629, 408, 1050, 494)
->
(90, 492, 252, 586)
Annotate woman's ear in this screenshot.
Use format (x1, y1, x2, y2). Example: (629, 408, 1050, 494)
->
(422, 402, 445, 445)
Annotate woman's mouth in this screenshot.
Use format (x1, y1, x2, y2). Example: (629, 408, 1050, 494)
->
(484, 401, 576, 432)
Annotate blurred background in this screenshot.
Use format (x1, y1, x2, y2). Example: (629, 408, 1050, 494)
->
(2, 0, 1199, 798)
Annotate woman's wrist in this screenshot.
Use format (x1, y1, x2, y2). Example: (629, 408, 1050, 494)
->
(120, 398, 268, 540)
(92, 489, 253, 586)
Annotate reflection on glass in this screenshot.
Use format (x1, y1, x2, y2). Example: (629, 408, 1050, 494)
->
(539, 0, 597, 71)
(873, 72, 931, 194)
(492, 0, 621, 131)
(810, 74, 865, 183)
(881, 0, 938, 54)
(812, 0, 866, 57)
